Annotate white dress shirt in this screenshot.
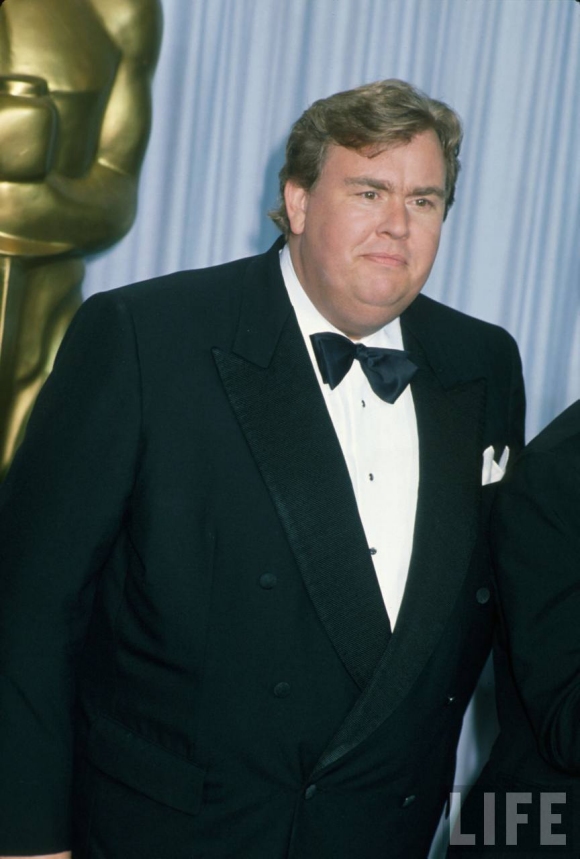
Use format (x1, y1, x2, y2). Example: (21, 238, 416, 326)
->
(280, 245, 419, 627)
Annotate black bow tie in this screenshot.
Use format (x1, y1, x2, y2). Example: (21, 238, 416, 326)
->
(310, 331, 417, 404)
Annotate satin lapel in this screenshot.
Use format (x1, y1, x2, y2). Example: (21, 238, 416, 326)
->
(312, 330, 486, 774)
(212, 247, 391, 691)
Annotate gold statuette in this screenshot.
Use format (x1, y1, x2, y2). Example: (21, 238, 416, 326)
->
(0, 0, 162, 478)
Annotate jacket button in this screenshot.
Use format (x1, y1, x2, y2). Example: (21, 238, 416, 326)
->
(476, 587, 490, 604)
(402, 794, 416, 808)
(259, 573, 277, 589)
(273, 682, 291, 698)
(445, 694, 457, 706)
(305, 784, 317, 800)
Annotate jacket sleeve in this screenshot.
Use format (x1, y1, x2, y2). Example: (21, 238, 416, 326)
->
(492, 439, 580, 774)
(0, 291, 141, 854)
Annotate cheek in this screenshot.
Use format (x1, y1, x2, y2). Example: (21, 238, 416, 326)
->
(310, 221, 353, 265)
(317, 204, 367, 240)
(416, 230, 442, 267)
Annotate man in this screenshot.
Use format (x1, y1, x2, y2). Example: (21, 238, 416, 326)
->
(0, 80, 525, 858)
(448, 401, 580, 857)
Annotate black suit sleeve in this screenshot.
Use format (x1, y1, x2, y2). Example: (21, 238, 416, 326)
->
(492, 435, 580, 774)
(0, 292, 141, 854)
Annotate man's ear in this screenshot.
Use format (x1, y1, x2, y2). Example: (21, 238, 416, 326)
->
(284, 180, 309, 235)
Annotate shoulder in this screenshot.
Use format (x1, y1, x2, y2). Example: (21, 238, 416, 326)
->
(404, 293, 521, 383)
(410, 293, 518, 350)
(404, 294, 525, 446)
(107, 253, 255, 301)
(80, 252, 260, 344)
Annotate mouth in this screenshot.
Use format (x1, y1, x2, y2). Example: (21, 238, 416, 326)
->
(363, 253, 407, 267)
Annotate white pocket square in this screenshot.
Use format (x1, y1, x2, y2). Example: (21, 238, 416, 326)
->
(482, 445, 509, 485)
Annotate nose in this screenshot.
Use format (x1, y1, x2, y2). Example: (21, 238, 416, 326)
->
(377, 198, 409, 239)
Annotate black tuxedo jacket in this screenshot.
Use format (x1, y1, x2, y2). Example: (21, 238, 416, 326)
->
(0, 241, 524, 858)
(449, 401, 580, 857)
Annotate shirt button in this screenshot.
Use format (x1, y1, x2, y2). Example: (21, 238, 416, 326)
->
(273, 682, 291, 698)
(476, 587, 490, 605)
(361, 400, 366, 408)
(402, 794, 416, 808)
(369, 547, 377, 556)
(305, 784, 317, 800)
(259, 573, 277, 589)
(369, 473, 374, 481)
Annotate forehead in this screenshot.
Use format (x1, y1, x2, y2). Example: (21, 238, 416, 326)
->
(319, 131, 446, 186)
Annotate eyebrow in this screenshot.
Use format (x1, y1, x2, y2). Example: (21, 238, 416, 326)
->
(344, 176, 446, 199)
(411, 186, 446, 200)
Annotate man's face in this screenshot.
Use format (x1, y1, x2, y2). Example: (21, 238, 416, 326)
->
(285, 130, 447, 339)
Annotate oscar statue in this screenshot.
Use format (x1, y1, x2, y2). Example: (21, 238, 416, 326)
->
(0, 0, 162, 478)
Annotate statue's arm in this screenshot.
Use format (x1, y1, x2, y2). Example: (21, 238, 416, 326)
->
(91, 0, 163, 176)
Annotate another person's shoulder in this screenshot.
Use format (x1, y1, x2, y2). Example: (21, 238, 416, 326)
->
(500, 402, 580, 503)
(527, 400, 580, 453)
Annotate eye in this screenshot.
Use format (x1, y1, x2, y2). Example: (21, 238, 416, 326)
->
(414, 198, 433, 208)
(359, 190, 379, 200)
